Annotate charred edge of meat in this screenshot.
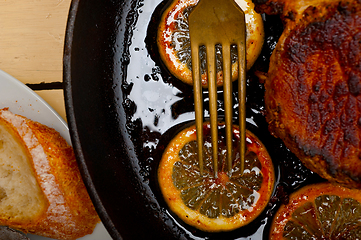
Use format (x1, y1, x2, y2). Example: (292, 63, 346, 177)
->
(253, 0, 284, 16)
(265, 1, 361, 188)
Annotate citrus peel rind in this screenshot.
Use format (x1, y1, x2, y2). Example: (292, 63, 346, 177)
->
(158, 123, 275, 232)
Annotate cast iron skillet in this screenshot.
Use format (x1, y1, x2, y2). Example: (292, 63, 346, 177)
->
(63, 0, 194, 239)
(63, 0, 179, 239)
(63, 0, 321, 239)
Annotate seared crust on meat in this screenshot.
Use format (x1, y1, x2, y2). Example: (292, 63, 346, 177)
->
(257, 0, 361, 188)
(254, 0, 346, 20)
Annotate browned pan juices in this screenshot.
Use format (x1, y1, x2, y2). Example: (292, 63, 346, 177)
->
(117, 0, 324, 238)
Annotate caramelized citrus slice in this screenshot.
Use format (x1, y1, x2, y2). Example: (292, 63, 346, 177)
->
(158, 123, 275, 232)
(157, 0, 264, 87)
(270, 182, 361, 239)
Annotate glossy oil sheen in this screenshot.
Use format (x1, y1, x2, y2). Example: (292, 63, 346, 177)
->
(64, 0, 324, 239)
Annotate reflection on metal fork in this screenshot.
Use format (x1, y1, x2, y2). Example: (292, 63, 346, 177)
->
(189, 0, 246, 178)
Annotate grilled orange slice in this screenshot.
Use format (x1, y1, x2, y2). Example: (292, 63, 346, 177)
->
(157, 0, 264, 87)
(270, 182, 361, 239)
(158, 123, 275, 232)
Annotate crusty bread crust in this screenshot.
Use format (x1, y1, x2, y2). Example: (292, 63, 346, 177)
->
(0, 108, 99, 240)
(0, 118, 48, 225)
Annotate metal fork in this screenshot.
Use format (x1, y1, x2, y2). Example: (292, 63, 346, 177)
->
(189, 0, 246, 178)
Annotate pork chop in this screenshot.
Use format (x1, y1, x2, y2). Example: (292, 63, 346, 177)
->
(254, 0, 361, 188)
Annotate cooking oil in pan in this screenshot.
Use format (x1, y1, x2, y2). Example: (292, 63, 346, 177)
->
(119, 0, 321, 239)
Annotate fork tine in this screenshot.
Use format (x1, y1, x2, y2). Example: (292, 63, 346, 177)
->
(191, 43, 204, 176)
(206, 43, 219, 178)
(238, 30, 247, 175)
(222, 43, 233, 177)
(189, 0, 247, 179)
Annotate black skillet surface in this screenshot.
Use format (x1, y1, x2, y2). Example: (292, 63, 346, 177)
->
(63, 0, 324, 239)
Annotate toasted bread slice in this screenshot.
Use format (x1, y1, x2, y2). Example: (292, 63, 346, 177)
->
(0, 108, 99, 240)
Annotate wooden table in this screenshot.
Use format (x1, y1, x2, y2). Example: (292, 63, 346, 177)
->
(0, 0, 72, 122)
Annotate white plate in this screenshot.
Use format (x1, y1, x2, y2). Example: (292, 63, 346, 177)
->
(0, 69, 113, 240)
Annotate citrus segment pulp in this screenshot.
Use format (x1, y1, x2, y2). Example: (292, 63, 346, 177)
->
(158, 123, 275, 232)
